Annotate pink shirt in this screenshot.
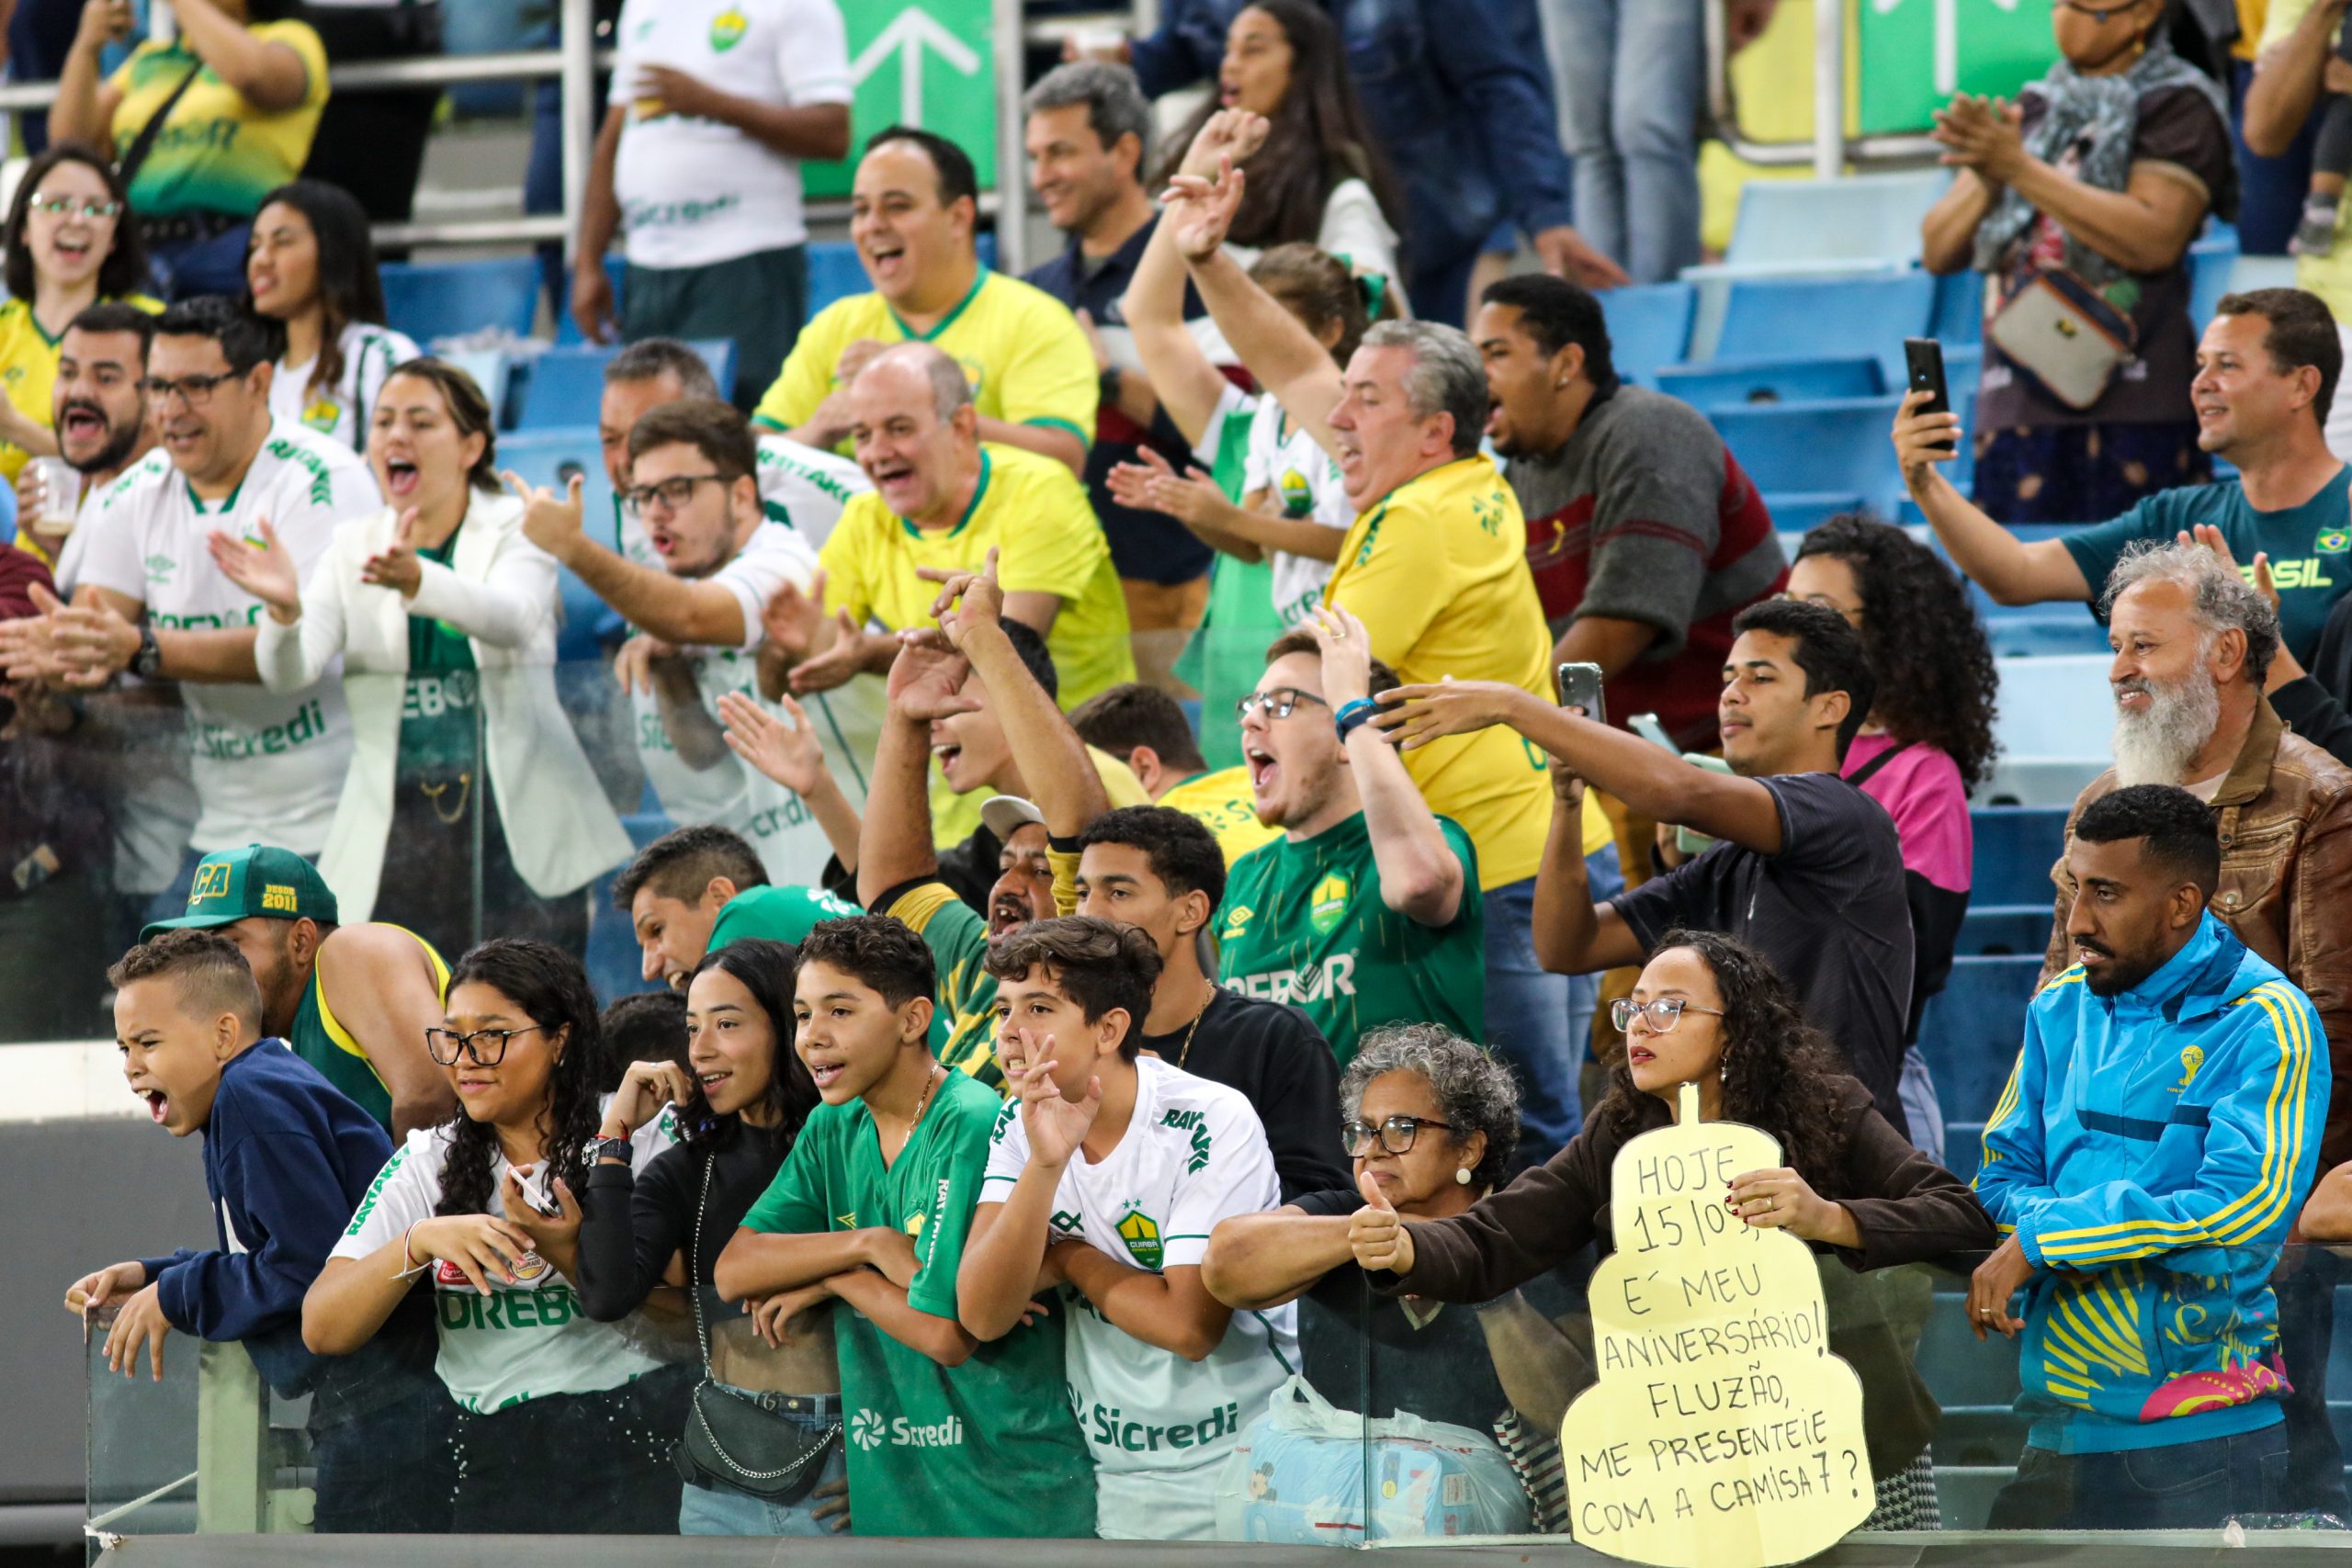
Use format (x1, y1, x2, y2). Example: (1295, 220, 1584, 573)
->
(1843, 733, 1972, 895)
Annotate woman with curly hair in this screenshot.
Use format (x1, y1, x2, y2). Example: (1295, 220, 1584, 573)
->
(304, 938, 690, 1532)
(1789, 513, 1999, 1157)
(1345, 931, 1994, 1529)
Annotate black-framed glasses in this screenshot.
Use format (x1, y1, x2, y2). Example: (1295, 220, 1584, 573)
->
(1610, 997, 1727, 1034)
(139, 371, 242, 408)
(622, 472, 728, 517)
(29, 194, 122, 221)
(425, 1023, 548, 1066)
(1236, 686, 1330, 722)
(1341, 1113, 1454, 1156)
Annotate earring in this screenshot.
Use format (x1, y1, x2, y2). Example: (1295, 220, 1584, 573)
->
(1455, 1168, 1473, 1186)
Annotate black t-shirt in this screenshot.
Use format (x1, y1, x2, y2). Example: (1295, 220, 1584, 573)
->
(1290, 1187, 1581, 1430)
(1611, 772, 1914, 1137)
(1135, 987, 1351, 1200)
(577, 1117, 791, 1326)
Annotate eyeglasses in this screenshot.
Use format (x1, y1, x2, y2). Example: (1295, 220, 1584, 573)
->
(622, 472, 728, 517)
(28, 194, 122, 221)
(1610, 997, 1727, 1034)
(139, 371, 243, 408)
(1236, 686, 1330, 722)
(1341, 1113, 1454, 1156)
(424, 1023, 548, 1066)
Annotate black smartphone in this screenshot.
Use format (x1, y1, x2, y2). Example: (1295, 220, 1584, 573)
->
(1904, 336, 1957, 454)
(1557, 661, 1605, 726)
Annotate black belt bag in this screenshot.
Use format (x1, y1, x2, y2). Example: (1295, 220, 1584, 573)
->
(674, 1155, 839, 1502)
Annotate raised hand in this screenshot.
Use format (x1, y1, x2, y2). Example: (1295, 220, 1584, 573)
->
(499, 1163, 582, 1259)
(612, 632, 682, 696)
(605, 1057, 694, 1139)
(719, 689, 830, 795)
(1107, 447, 1228, 527)
(883, 629, 978, 722)
(206, 516, 302, 622)
(359, 507, 425, 596)
(1162, 154, 1248, 260)
(919, 546, 1004, 649)
(1347, 1165, 1414, 1275)
(760, 570, 831, 660)
(33, 583, 141, 688)
(1178, 107, 1271, 178)
(1011, 1029, 1101, 1169)
(502, 469, 586, 556)
(1891, 388, 1962, 483)
(1308, 604, 1375, 707)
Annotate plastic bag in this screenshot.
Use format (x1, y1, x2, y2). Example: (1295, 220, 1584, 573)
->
(1214, 1375, 1532, 1544)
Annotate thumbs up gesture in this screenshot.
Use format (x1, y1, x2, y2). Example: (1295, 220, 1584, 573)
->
(1347, 1166, 1414, 1277)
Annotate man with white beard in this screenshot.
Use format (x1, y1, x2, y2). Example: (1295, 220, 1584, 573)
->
(2037, 538, 2352, 1517)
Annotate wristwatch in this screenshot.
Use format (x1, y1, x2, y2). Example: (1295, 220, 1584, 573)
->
(130, 622, 163, 681)
(588, 1134, 633, 1167)
(1098, 365, 1123, 410)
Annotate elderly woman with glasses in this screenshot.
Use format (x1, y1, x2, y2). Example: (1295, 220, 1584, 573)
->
(1338, 931, 1996, 1529)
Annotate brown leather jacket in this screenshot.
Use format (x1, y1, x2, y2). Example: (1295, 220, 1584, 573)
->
(2040, 697, 2352, 1168)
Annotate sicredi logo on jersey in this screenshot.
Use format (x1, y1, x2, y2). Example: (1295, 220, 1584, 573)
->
(850, 1409, 965, 1450)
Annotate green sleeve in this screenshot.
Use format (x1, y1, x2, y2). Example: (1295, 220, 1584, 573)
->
(906, 1091, 994, 1320)
(740, 1116, 832, 1235)
(2058, 491, 2179, 603)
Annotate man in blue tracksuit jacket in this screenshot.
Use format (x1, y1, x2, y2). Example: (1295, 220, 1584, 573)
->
(1973, 784, 2328, 1529)
(63, 929, 454, 1532)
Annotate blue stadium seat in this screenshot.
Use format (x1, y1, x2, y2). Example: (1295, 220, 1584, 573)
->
(1932, 269, 1985, 346)
(1657, 355, 1883, 409)
(1717, 171, 1952, 272)
(1598, 283, 1696, 388)
(1713, 273, 1937, 389)
(1759, 493, 1870, 532)
(381, 257, 542, 344)
(1971, 806, 2068, 906)
(808, 242, 867, 319)
(1918, 953, 2041, 1126)
(512, 339, 737, 431)
(1708, 394, 1909, 515)
(1957, 906, 2054, 958)
(499, 425, 616, 662)
(2188, 229, 2243, 330)
(555, 257, 624, 346)
(438, 346, 513, 427)
(1981, 654, 2110, 805)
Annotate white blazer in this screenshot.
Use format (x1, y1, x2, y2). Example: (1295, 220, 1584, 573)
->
(253, 490, 633, 922)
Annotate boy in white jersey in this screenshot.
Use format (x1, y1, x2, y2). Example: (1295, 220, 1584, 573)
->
(961, 915, 1296, 1540)
(23, 299, 378, 874)
(514, 392, 862, 886)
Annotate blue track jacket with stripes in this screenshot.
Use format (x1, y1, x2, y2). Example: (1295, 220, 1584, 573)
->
(1975, 911, 2327, 1454)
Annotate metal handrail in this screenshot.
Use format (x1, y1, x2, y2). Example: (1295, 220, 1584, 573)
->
(1704, 0, 1941, 171)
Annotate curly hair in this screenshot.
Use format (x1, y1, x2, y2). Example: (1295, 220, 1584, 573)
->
(677, 939, 820, 1150)
(435, 940, 605, 1220)
(1340, 1023, 1520, 1190)
(1794, 514, 2000, 792)
(1591, 930, 1853, 1198)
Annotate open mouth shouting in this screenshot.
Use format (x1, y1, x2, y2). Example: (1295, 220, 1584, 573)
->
(863, 237, 909, 288)
(134, 1086, 169, 1124)
(381, 456, 421, 501)
(1245, 739, 1279, 802)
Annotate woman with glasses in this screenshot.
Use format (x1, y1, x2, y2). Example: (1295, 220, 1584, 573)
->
(208, 357, 630, 952)
(1341, 931, 1995, 1530)
(1202, 1022, 1577, 1530)
(245, 180, 420, 454)
(575, 940, 849, 1535)
(0, 142, 156, 535)
(305, 937, 693, 1533)
(1917, 0, 2232, 522)
(1788, 515, 2000, 1159)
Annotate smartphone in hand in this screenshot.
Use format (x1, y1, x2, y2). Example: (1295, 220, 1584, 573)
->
(1904, 337, 1957, 455)
(1557, 661, 1606, 725)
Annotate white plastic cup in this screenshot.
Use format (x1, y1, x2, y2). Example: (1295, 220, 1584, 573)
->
(33, 457, 82, 532)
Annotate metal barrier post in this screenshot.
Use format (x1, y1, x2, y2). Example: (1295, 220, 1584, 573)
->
(994, 0, 1027, 275)
(192, 1341, 266, 1534)
(1813, 0, 1842, 178)
(559, 0, 596, 265)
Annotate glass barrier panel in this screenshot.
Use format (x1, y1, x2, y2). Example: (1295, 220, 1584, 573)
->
(84, 1301, 200, 1546)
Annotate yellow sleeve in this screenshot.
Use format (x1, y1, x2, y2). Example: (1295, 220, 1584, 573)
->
(1048, 845, 1080, 917)
(754, 304, 849, 431)
(260, 21, 331, 107)
(1327, 498, 1446, 671)
(996, 461, 1110, 604)
(993, 288, 1099, 446)
(816, 510, 876, 622)
(2259, 0, 2316, 48)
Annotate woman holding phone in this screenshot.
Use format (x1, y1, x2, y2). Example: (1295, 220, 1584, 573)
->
(303, 939, 692, 1533)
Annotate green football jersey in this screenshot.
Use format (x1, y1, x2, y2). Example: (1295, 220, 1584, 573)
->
(739, 1072, 1094, 1537)
(1216, 812, 1485, 1065)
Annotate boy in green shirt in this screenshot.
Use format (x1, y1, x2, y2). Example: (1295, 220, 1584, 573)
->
(715, 916, 1094, 1538)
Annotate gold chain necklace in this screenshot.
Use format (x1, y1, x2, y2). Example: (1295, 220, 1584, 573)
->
(1175, 984, 1218, 1070)
(909, 1063, 942, 1127)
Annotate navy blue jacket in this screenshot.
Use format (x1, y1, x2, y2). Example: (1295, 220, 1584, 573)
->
(1129, 0, 1574, 270)
(139, 1039, 392, 1392)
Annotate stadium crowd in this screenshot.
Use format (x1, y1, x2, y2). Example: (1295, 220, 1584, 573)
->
(14, 0, 2352, 1546)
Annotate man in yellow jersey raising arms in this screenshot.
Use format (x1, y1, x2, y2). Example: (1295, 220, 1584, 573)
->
(1166, 154, 1589, 1161)
(752, 126, 1097, 478)
(142, 844, 450, 1139)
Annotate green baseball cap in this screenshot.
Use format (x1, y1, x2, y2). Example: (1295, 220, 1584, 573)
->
(141, 844, 339, 939)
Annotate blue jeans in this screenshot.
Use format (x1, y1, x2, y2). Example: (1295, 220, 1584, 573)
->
(1484, 865, 1611, 1163)
(675, 1389, 848, 1537)
(1540, 0, 1705, 284)
(1987, 1423, 2290, 1529)
(146, 223, 254, 302)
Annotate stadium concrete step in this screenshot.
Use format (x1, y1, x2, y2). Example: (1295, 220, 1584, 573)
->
(1918, 955, 2041, 1127)
(1711, 394, 1910, 517)
(1598, 282, 1697, 388)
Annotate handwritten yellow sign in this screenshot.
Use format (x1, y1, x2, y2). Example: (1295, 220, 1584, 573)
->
(1561, 1082, 1873, 1567)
